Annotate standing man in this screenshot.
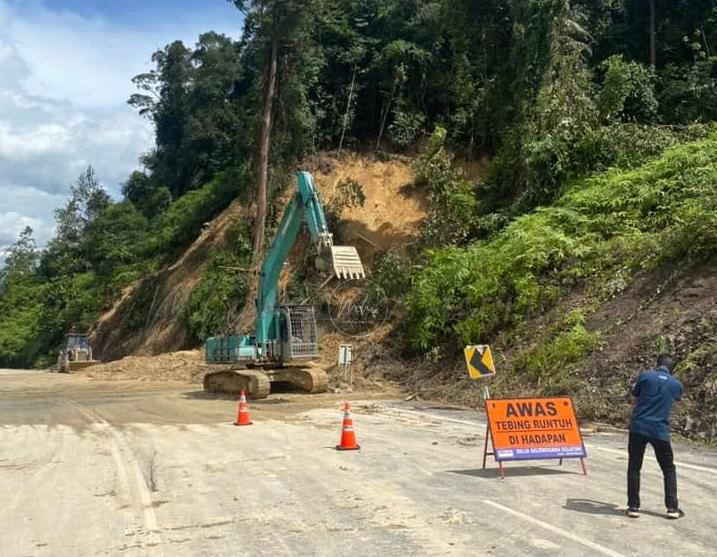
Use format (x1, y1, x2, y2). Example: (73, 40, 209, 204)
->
(626, 354, 683, 519)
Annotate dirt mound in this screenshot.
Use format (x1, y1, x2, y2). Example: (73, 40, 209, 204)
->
(92, 152, 425, 369)
(85, 350, 207, 383)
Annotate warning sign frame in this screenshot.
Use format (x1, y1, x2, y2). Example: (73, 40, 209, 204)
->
(482, 396, 587, 479)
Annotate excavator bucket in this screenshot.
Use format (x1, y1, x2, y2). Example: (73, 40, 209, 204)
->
(331, 246, 365, 279)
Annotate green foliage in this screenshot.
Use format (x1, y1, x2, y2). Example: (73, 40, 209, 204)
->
(129, 33, 247, 197)
(415, 127, 478, 246)
(144, 165, 250, 260)
(324, 178, 366, 238)
(333, 178, 366, 210)
(514, 310, 600, 393)
(598, 55, 658, 123)
(0, 275, 44, 367)
(371, 250, 412, 300)
(83, 201, 149, 285)
(37, 273, 104, 350)
(1, 226, 38, 283)
(123, 171, 171, 219)
(658, 57, 717, 123)
(183, 223, 252, 341)
(407, 133, 717, 352)
(6, 0, 717, 371)
(388, 106, 426, 148)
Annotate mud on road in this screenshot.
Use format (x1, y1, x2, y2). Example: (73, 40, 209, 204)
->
(1, 371, 716, 557)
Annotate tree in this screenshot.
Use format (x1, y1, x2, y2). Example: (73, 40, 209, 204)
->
(2, 227, 38, 282)
(123, 171, 171, 219)
(83, 201, 148, 282)
(42, 167, 111, 278)
(130, 41, 193, 197)
(55, 167, 111, 246)
(220, 0, 325, 332)
(231, 0, 312, 257)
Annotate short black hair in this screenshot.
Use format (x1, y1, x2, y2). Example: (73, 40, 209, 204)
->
(657, 353, 677, 373)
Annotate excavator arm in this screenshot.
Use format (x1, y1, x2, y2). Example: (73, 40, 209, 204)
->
(254, 171, 364, 343)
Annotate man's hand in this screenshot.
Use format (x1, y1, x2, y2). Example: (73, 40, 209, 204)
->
(630, 371, 643, 398)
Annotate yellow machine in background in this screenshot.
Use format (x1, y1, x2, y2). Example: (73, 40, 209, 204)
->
(56, 333, 99, 373)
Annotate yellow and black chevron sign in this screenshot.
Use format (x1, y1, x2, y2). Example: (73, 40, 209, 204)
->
(464, 345, 496, 379)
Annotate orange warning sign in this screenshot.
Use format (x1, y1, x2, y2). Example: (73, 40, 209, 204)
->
(484, 397, 586, 462)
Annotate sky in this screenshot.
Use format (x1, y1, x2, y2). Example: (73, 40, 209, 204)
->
(0, 0, 243, 263)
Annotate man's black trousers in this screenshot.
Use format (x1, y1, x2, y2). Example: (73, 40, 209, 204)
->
(627, 431, 678, 509)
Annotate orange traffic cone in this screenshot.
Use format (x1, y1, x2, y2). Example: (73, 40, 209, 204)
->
(336, 402, 360, 451)
(234, 390, 252, 426)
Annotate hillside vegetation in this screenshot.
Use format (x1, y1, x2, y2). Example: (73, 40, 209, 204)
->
(386, 133, 716, 437)
(1, 1, 716, 436)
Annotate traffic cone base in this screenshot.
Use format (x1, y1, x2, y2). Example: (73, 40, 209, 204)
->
(336, 443, 360, 451)
(336, 402, 360, 451)
(234, 390, 252, 426)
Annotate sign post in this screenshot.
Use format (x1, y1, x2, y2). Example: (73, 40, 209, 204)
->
(464, 345, 498, 469)
(338, 344, 353, 390)
(482, 397, 587, 479)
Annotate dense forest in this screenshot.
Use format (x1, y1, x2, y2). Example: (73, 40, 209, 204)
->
(2, 0, 717, 373)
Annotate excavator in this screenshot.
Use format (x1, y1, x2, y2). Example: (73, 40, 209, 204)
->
(203, 171, 365, 398)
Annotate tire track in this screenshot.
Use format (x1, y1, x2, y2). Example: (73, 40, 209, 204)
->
(67, 401, 165, 556)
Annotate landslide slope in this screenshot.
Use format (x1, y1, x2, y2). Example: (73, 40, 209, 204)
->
(91, 153, 425, 362)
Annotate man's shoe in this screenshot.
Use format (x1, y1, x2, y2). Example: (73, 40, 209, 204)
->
(666, 508, 684, 519)
(625, 507, 639, 518)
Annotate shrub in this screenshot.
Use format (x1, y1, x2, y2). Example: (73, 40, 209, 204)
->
(145, 164, 250, 260)
(415, 127, 478, 246)
(183, 222, 252, 341)
(514, 311, 601, 394)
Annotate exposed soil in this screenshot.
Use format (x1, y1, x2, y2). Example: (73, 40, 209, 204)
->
(306, 152, 428, 264)
(579, 259, 717, 438)
(84, 350, 208, 383)
(92, 200, 248, 361)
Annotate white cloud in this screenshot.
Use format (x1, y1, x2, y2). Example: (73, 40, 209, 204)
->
(0, 0, 238, 264)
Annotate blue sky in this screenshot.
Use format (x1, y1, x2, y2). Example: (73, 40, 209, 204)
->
(0, 0, 243, 261)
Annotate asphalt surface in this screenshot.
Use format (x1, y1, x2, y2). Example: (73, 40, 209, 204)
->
(1, 371, 716, 557)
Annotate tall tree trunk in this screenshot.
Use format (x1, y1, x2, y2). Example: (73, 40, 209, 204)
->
(338, 66, 357, 157)
(235, 26, 278, 334)
(375, 74, 399, 152)
(254, 30, 279, 258)
(649, 0, 656, 67)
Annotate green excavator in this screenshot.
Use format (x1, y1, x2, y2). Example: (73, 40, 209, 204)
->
(202, 171, 365, 398)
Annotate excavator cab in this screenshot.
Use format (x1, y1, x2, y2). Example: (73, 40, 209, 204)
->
(276, 305, 318, 361)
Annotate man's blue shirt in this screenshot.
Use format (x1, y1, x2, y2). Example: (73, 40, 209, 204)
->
(630, 366, 682, 441)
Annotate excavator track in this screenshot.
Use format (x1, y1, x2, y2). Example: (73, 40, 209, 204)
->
(202, 365, 328, 398)
(203, 368, 271, 399)
(266, 365, 328, 394)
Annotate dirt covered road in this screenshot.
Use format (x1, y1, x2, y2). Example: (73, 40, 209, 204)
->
(1, 372, 716, 557)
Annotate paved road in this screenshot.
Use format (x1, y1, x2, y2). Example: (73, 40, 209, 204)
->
(1, 372, 715, 557)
